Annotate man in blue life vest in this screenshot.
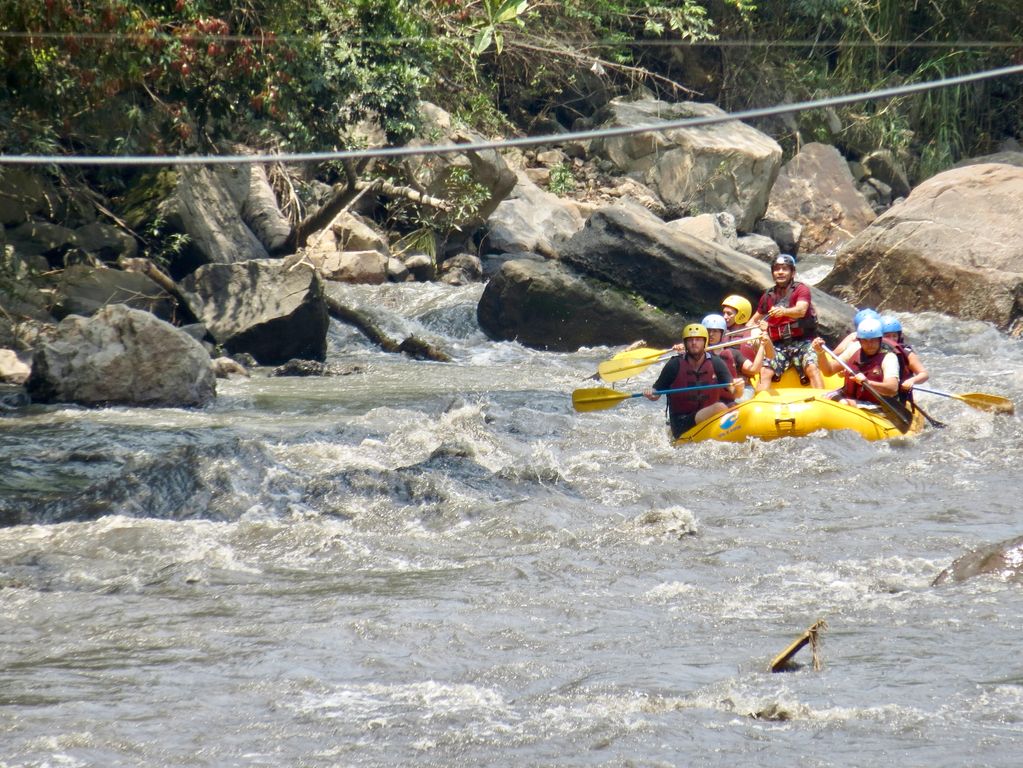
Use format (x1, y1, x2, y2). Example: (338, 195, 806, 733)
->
(643, 323, 740, 438)
(748, 254, 824, 391)
(812, 317, 899, 406)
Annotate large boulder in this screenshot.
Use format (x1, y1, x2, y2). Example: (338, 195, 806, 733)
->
(26, 304, 215, 407)
(120, 165, 281, 276)
(484, 173, 584, 257)
(476, 258, 686, 351)
(0, 168, 60, 226)
(764, 143, 877, 254)
(818, 163, 1023, 334)
(558, 203, 854, 340)
(46, 264, 176, 321)
(180, 259, 329, 364)
(932, 535, 1023, 585)
(590, 97, 782, 230)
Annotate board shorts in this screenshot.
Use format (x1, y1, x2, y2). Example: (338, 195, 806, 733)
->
(765, 340, 818, 380)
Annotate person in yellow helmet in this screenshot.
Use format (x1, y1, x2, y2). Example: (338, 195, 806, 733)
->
(721, 294, 773, 379)
(644, 323, 739, 438)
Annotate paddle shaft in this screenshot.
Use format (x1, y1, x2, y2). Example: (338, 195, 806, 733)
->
(821, 344, 912, 432)
(912, 386, 1014, 415)
(598, 336, 754, 381)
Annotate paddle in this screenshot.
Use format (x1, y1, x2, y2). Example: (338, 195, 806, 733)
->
(597, 336, 752, 383)
(913, 386, 1015, 415)
(572, 383, 731, 413)
(820, 345, 914, 433)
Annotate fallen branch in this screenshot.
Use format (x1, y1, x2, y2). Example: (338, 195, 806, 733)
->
(323, 294, 451, 362)
(769, 619, 828, 672)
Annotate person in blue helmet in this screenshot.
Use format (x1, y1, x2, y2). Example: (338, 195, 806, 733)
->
(834, 307, 881, 356)
(812, 317, 899, 406)
(748, 254, 824, 390)
(879, 315, 929, 402)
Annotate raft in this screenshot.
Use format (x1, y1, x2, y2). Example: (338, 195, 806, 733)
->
(674, 368, 925, 444)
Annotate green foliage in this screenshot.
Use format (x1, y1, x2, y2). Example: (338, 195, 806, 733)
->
(472, 0, 529, 56)
(547, 163, 576, 196)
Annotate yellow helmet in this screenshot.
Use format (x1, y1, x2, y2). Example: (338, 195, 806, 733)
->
(721, 294, 752, 325)
(682, 323, 709, 341)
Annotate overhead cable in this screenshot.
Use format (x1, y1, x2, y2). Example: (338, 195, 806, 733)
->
(2, 62, 1022, 168)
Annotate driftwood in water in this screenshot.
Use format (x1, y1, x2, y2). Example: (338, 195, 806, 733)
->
(323, 294, 451, 362)
(769, 619, 828, 672)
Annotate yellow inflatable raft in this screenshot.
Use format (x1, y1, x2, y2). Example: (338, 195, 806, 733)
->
(674, 368, 925, 444)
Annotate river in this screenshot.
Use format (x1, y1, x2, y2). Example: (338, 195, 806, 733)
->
(2, 277, 1022, 767)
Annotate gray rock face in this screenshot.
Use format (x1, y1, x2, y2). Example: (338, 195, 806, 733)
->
(180, 259, 328, 364)
(765, 143, 876, 254)
(819, 162, 1023, 334)
(485, 174, 584, 256)
(48, 265, 175, 321)
(26, 304, 215, 407)
(476, 258, 686, 352)
(933, 535, 1023, 585)
(590, 97, 782, 230)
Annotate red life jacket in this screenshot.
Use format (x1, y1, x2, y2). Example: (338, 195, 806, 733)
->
(841, 344, 892, 403)
(726, 325, 758, 363)
(716, 348, 740, 378)
(886, 339, 915, 403)
(761, 282, 818, 342)
(668, 354, 724, 415)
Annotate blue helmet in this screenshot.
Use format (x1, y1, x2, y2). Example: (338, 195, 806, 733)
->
(880, 315, 902, 334)
(856, 317, 884, 339)
(773, 254, 796, 268)
(701, 313, 728, 332)
(853, 308, 880, 327)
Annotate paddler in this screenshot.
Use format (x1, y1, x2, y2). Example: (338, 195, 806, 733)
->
(748, 254, 824, 391)
(812, 317, 899, 406)
(644, 323, 740, 438)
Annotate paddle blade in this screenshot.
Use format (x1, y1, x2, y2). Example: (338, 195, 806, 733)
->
(959, 392, 1015, 415)
(609, 346, 668, 362)
(571, 387, 632, 412)
(597, 355, 668, 383)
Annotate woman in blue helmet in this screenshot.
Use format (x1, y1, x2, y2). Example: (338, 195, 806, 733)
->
(879, 315, 929, 402)
(834, 307, 881, 356)
(812, 317, 900, 407)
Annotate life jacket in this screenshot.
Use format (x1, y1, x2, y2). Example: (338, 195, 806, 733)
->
(668, 354, 725, 416)
(716, 348, 740, 378)
(761, 282, 818, 342)
(841, 343, 893, 404)
(886, 339, 915, 403)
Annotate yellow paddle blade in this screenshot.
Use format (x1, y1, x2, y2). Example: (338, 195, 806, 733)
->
(609, 346, 669, 362)
(571, 387, 633, 412)
(597, 354, 668, 383)
(957, 392, 1015, 415)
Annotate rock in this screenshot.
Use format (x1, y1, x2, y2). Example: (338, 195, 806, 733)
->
(74, 222, 138, 262)
(304, 247, 388, 284)
(605, 177, 668, 218)
(755, 216, 802, 255)
(666, 212, 738, 249)
(765, 143, 876, 254)
(862, 149, 911, 199)
(536, 149, 568, 167)
(590, 97, 782, 230)
(211, 356, 249, 378)
(120, 166, 272, 276)
(954, 150, 1023, 171)
(6, 221, 80, 267)
(484, 173, 584, 257)
(480, 250, 545, 279)
(46, 264, 176, 321)
(438, 253, 483, 285)
(328, 211, 390, 256)
(240, 162, 292, 254)
(0, 168, 59, 226)
(403, 252, 437, 282)
(180, 259, 329, 364)
(932, 535, 1023, 585)
(476, 258, 686, 351)
(0, 348, 31, 384)
(818, 163, 1023, 333)
(0, 383, 30, 410)
(734, 233, 781, 264)
(386, 257, 410, 282)
(26, 304, 215, 407)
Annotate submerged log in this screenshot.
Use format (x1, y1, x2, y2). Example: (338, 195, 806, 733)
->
(323, 294, 451, 362)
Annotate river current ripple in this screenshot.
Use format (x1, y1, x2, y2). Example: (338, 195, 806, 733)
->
(2, 282, 1023, 767)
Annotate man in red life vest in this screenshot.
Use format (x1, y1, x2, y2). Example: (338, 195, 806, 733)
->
(643, 323, 739, 438)
(812, 317, 899, 406)
(748, 254, 824, 391)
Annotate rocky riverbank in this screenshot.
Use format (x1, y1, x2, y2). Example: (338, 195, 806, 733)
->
(4, 98, 1023, 408)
